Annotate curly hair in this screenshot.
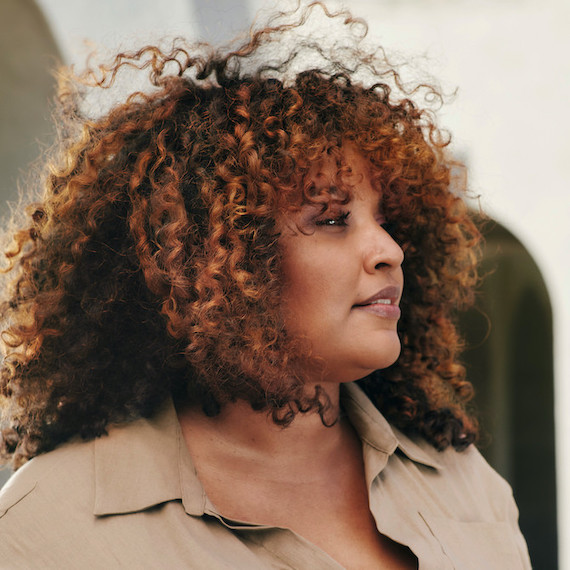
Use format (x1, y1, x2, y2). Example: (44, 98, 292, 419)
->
(0, 3, 480, 468)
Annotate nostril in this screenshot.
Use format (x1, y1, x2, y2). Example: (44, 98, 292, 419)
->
(375, 262, 390, 270)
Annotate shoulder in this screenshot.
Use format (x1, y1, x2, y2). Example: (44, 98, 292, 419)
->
(389, 435, 531, 568)
(424, 439, 511, 494)
(392, 426, 518, 519)
(413, 436, 505, 478)
(0, 437, 96, 516)
(0, 438, 97, 565)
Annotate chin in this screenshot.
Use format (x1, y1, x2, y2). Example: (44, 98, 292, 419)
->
(358, 344, 402, 378)
(327, 349, 402, 384)
(317, 333, 402, 383)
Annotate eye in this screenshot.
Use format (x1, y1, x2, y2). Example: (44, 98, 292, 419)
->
(315, 211, 350, 227)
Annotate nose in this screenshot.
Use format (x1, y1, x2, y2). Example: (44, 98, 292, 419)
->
(362, 224, 404, 274)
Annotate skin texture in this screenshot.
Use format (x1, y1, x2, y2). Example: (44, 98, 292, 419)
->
(178, 391, 417, 569)
(280, 146, 404, 384)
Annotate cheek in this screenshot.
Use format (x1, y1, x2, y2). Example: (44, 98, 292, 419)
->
(282, 243, 343, 299)
(281, 263, 321, 317)
(280, 251, 333, 327)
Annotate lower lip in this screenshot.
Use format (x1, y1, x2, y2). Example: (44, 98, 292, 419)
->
(353, 303, 401, 319)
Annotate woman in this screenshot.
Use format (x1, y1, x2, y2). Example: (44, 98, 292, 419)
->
(0, 4, 530, 568)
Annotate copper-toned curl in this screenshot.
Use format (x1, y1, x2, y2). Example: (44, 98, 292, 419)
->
(0, 3, 480, 467)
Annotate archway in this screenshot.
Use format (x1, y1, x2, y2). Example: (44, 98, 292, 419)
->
(460, 218, 557, 569)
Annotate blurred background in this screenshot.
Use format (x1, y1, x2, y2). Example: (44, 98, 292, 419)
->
(1, 0, 568, 567)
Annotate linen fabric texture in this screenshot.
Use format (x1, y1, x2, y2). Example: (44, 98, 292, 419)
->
(0, 383, 531, 569)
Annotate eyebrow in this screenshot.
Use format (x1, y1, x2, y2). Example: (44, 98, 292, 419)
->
(308, 183, 340, 197)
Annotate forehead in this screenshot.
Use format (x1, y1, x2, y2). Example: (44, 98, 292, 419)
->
(300, 144, 374, 202)
(280, 146, 380, 218)
(308, 145, 370, 178)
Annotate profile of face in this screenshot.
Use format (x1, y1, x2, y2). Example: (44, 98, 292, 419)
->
(279, 146, 404, 384)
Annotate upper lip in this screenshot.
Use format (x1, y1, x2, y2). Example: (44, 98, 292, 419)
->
(354, 285, 401, 306)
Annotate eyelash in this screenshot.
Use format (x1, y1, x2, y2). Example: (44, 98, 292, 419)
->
(314, 212, 397, 236)
(315, 211, 351, 227)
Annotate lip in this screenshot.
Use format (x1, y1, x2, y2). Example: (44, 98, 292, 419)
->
(352, 285, 401, 320)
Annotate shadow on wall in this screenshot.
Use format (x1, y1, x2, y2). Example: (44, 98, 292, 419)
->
(460, 217, 557, 570)
(0, 0, 60, 206)
(0, 0, 61, 486)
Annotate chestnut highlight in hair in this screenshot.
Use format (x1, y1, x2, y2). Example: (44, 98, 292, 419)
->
(0, 3, 480, 468)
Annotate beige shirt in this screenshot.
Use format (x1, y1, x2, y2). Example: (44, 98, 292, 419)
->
(0, 383, 531, 569)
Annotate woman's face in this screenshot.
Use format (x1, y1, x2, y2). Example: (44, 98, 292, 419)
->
(280, 146, 404, 383)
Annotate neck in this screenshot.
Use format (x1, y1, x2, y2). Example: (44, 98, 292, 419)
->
(177, 382, 353, 481)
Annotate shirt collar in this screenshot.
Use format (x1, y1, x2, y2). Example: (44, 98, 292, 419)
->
(93, 398, 206, 517)
(341, 382, 442, 471)
(93, 383, 440, 517)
